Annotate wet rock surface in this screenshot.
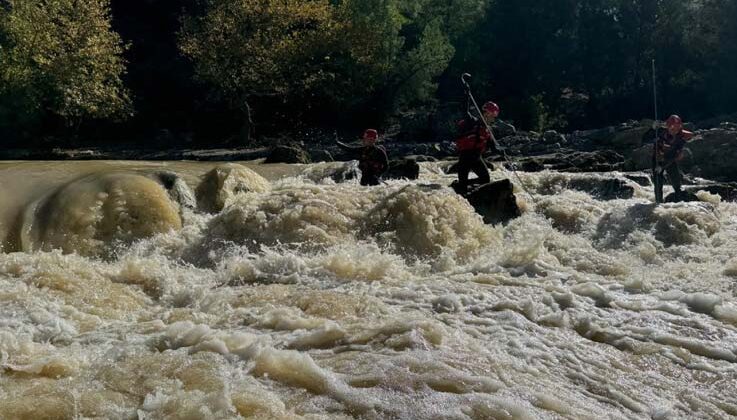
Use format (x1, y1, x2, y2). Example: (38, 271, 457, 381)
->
(384, 158, 421, 180)
(451, 179, 521, 225)
(265, 144, 311, 164)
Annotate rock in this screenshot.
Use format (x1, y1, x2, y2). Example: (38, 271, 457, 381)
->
(568, 177, 635, 200)
(310, 149, 334, 163)
(513, 150, 624, 173)
(331, 162, 360, 183)
(665, 191, 700, 203)
(684, 182, 737, 202)
(195, 164, 270, 213)
(384, 158, 420, 180)
(21, 173, 183, 257)
(265, 144, 311, 164)
(542, 130, 566, 145)
(446, 158, 497, 174)
(405, 155, 438, 163)
(626, 144, 654, 171)
(452, 179, 521, 225)
(688, 129, 737, 182)
(152, 171, 197, 210)
(608, 125, 650, 150)
(624, 173, 652, 187)
(517, 158, 545, 172)
(493, 120, 517, 138)
(565, 150, 624, 172)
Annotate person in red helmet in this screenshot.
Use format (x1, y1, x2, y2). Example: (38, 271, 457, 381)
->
(652, 114, 694, 203)
(337, 129, 389, 186)
(454, 99, 500, 194)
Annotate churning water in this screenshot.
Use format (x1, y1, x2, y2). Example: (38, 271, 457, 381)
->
(0, 160, 735, 419)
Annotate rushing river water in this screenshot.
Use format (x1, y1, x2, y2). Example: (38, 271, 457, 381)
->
(0, 160, 736, 419)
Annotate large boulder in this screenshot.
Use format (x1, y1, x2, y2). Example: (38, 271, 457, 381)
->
(21, 173, 183, 257)
(196, 164, 270, 213)
(452, 179, 521, 225)
(688, 128, 737, 182)
(265, 144, 311, 164)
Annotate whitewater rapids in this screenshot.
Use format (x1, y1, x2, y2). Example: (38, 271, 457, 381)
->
(0, 160, 735, 419)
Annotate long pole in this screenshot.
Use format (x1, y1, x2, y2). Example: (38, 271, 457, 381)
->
(461, 74, 537, 205)
(652, 60, 659, 138)
(651, 59, 662, 203)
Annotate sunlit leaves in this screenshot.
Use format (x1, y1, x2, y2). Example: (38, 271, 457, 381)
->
(0, 0, 131, 127)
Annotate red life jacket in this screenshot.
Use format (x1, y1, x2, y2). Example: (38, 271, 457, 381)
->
(455, 118, 490, 153)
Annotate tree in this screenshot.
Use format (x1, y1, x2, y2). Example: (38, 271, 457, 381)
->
(179, 0, 340, 134)
(179, 0, 462, 132)
(0, 0, 131, 138)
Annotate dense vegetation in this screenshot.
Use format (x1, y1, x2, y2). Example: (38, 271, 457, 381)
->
(1, 0, 736, 146)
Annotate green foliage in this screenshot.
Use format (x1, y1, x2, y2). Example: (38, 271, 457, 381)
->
(0, 0, 131, 132)
(1, 0, 737, 143)
(179, 0, 464, 123)
(179, 0, 338, 101)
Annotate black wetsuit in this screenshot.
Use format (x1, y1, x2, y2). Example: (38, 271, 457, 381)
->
(337, 141, 389, 186)
(647, 129, 689, 203)
(358, 145, 389, 186)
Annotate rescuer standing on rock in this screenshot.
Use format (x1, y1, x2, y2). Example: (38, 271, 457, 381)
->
(455, 98, 500, 195)
(652, 115, 694, 203)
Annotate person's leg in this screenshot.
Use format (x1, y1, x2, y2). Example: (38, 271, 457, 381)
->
(653, 169, 664, 203)
(457, 154, 472, 193)
(472, 156, 490, 185)
(666, 163, 683, 194)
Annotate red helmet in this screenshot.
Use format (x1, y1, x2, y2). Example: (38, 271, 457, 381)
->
(666, 115, 683, 128)
(482, 101, 500, 116)
(363, 129, 378, 140)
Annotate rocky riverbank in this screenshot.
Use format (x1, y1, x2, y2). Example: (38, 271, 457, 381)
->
(3, 119, 737, 186)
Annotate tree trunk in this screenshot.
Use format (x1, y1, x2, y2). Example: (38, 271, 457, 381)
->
(239, 99, 253, 146)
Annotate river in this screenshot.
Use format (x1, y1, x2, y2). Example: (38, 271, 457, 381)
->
(0, 160, 735, 419)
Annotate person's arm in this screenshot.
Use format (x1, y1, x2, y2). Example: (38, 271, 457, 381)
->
(671, 131, 695, 161)
(336, 140, 361, 150)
